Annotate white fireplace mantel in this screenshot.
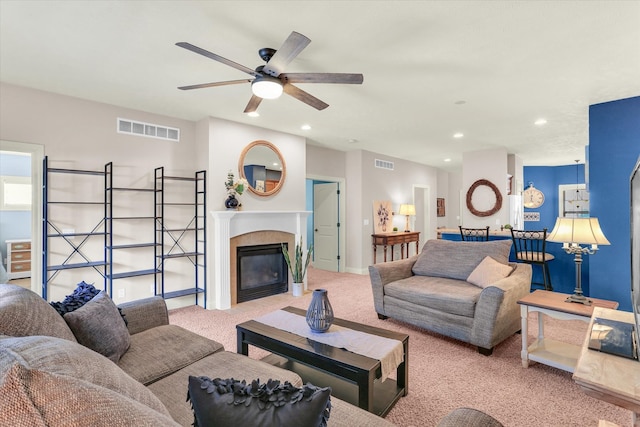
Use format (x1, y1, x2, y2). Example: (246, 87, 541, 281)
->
(210, 210, 311, 309)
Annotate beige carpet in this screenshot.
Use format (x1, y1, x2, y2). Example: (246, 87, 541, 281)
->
(169, 267, 632, 427)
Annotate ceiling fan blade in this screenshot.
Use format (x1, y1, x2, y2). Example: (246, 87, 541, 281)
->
(281, 73, 364, 84)
(176, 42, 259, 77)
(178, 79, 252, 90)
(243, 95, 263, 113)
(262, 31, 311, 77)
(283, 83, 329, 110)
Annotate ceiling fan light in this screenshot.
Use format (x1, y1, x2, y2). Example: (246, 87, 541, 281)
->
(251, 76, 283, 99)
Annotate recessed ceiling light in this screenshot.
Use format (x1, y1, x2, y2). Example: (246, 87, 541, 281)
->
(444, 158, 452, 162)
(301, 124, 311, 130)
(454, 100, 466, 105)
(453, 132, 464, 138)
(247, 111, 259, 117)
(535, 118, 547, 126)
(348, 138, 359, 144)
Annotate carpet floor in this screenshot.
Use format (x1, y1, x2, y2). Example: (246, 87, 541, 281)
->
(169, 267, 632, 427)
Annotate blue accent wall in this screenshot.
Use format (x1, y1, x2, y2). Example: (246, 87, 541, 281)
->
(589, 96, 640, 311)
(523, 164, 588, 295)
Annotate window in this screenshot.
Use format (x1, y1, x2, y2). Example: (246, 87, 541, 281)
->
(0, 176, 32, 210)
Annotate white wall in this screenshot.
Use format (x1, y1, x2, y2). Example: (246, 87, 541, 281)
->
(462, 148, 510, 229)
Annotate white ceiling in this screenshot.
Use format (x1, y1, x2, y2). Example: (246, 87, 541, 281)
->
(1, 1, 639, 171)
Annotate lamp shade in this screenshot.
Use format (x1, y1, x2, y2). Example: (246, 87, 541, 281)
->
(251, 76, 283, 99)
(398, 204, 416, 216)
(546, 217, 611, 245)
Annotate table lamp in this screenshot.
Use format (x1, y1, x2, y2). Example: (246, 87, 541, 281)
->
(398, 204, 416, 232)
(546, 217, 610, 305)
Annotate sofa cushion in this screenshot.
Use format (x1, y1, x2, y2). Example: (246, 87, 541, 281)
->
(50, 281, 128, 325)
(0, 363, 179, 427)
(0, 334, 170, 417)
(148, 351, 303, 426)
(117, 324, 224, 385)
(0, 283, 77, 342)
(187, 376, 331, 427)
(467, 256, 514, 288)
(412, 239, 512, 281)
(64, 291, 131, 362)
(385, 275, 482, 318)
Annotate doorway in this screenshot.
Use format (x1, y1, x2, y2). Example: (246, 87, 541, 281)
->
(412, 184, 432, 243)
(306, 175, 346, 273)
(0, 140, 44, 295)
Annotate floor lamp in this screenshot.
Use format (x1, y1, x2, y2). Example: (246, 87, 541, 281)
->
(546, 217, 610, 305)
(398, 204, 416, 232)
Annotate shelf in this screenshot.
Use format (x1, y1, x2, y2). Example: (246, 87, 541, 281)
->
(160, 251, 201, 259)
(49, 261, 108, 271)
(48, 167, 104, 176)
(108, 243, 159, 249)
(163, 287, 205, 299)
(109, 269, 159, 280)
(47, 201, 104, 205)
(108, 187, 155, 192)
(108, 216, 155, 220)
(48, 232, 106, 238)
(527, 338, 581, 373)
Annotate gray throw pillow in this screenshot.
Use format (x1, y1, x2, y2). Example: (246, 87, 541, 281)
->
(64, 291, 130, 362)
(412, 239, 512, 281)
(187, 377, 331, 427)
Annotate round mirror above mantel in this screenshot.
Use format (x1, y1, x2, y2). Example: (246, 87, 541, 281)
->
(238, 140, 286, 197)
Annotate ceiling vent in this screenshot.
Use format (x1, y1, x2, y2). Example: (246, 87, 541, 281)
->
(375, 159, 394, 171)
(117, 118, 180, 142)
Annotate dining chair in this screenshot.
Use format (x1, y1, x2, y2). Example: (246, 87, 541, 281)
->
(459, 226, 490, 241)
(510, 228, 554, 291)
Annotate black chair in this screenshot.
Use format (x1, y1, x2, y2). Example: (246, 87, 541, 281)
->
(459, 226, 490, 241)
(510, 228, 554, 291)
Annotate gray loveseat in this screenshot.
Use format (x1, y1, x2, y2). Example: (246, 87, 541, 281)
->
(369, 239, 532, 355)
(0, 283, 393, 426)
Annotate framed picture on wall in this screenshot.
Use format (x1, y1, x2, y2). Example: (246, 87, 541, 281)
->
(373, 200, 393, 233)
(437, 198, 445, 217)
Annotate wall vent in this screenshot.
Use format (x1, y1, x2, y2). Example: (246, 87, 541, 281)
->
(117, 118, 180, 142)
(375, 159, 394, 170)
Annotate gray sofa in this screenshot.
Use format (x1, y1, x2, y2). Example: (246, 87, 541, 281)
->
(0, 283, 393, 426)
(369, 239, 532, 355)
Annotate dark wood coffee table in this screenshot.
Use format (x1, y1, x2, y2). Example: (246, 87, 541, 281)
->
(236, 306, 409, 416)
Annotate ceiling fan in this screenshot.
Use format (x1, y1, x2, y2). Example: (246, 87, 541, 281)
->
(176, 31, 363, 113)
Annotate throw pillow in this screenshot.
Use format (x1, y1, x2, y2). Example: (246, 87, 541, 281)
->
(467, 256, 514, 288)
(187, 376, 331, 427)
(50, 281, 127, 325)
(64, 291, 131, 362)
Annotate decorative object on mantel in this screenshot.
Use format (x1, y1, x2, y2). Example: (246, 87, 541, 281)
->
(282, 237, 313, 297)
(466, 179, 503, 217)
(224, 170, 247, 210)
(306, 289, 334, 333)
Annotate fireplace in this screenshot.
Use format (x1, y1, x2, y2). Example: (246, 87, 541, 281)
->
(210, 211, 310, 310)
(237, 243, 288, 303)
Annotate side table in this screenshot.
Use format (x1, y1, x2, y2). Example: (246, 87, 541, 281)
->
(517, 290, 619, 373)
(371, 231, 419, 264)
(573, 307, 639, 427)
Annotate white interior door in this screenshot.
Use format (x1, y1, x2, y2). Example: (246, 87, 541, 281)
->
(313, 182, 339, 272)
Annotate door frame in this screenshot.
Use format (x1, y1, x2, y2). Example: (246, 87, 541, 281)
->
(307, 174, 346, 273)
(412, 184, 433, 242)
(0, 140, 44, 295)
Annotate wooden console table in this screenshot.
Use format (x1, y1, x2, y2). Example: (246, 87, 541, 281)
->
(517, 290, 618, 373)
(372, 232, 419, 264)
(573, 307, 639, 427)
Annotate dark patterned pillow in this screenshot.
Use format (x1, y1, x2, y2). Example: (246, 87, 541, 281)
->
(63, 291, 131, 362)
(187, 377, 331, 427)
(50, 281, 127, 325)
